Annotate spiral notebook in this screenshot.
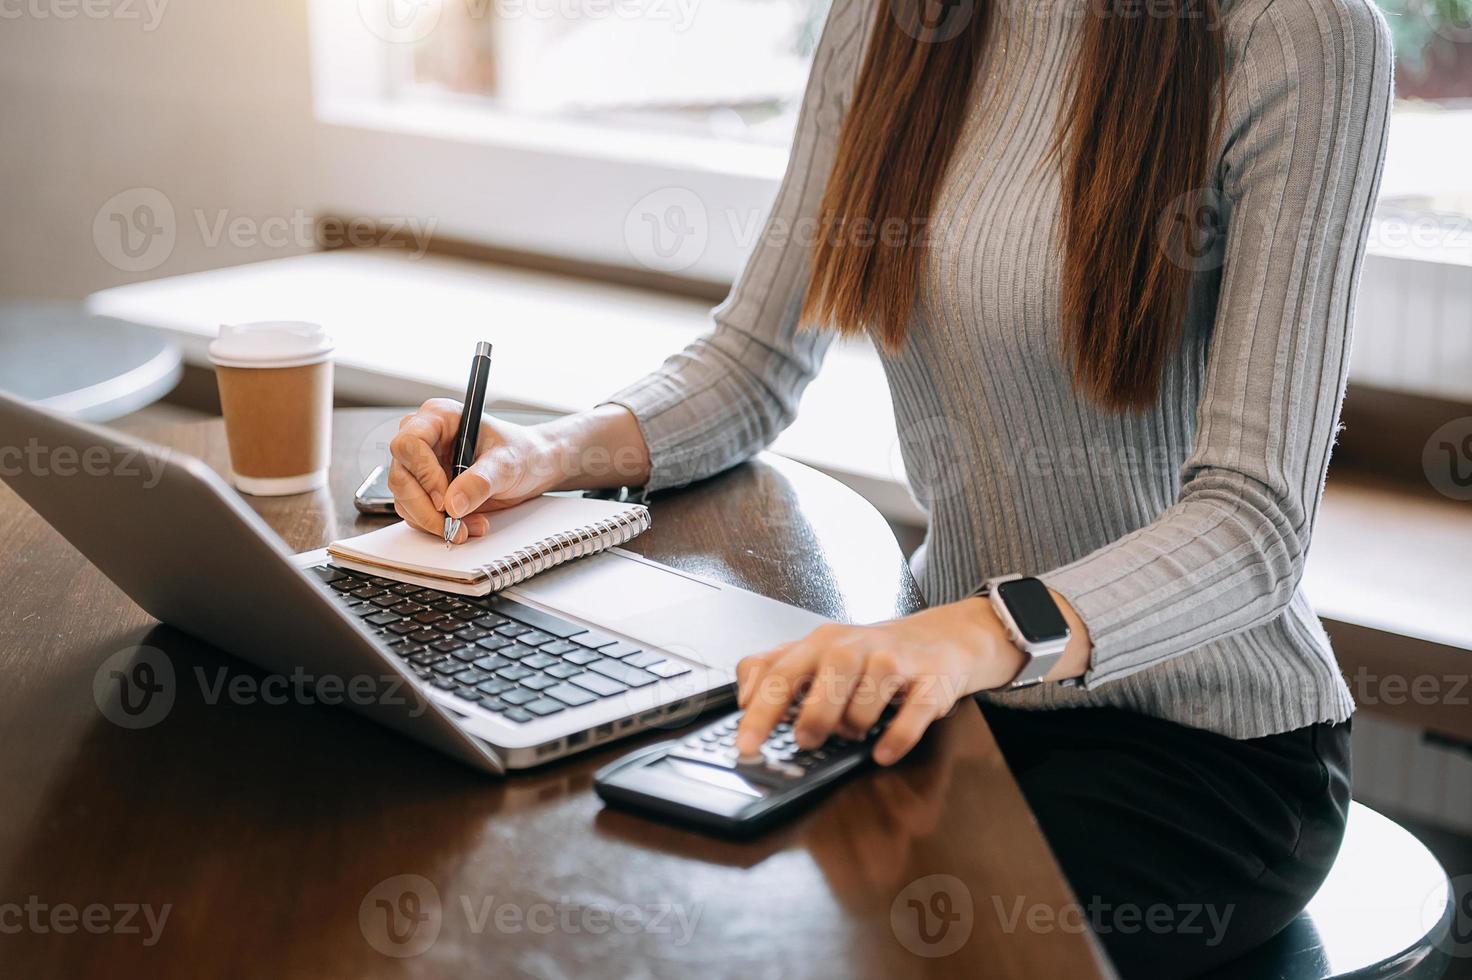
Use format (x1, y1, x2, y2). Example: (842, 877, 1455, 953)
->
(325, 496, 651, 597)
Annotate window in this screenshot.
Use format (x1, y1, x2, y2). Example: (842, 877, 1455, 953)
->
(396, 0, 834, 146)
(319, 0, 1471, 284)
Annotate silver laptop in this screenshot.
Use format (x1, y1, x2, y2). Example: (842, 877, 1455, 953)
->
(0, 391, 829, 773)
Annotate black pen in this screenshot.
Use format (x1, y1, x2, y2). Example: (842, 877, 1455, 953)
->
(445, 341, 493, 547)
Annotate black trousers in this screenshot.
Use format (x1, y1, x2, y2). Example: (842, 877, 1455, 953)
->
(979, 702, 1351, 979)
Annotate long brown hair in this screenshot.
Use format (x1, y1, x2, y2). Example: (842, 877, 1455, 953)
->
(800, 0, 1225, 411)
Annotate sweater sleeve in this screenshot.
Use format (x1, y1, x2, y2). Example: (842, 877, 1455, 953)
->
(1040, 0, 1393, 688)
(602, 0, 871, 492)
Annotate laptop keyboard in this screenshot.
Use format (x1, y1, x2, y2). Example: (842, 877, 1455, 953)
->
(310, 564, 691, 724)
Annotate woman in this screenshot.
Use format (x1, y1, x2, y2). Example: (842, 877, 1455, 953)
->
(390, 0, 1391, 972)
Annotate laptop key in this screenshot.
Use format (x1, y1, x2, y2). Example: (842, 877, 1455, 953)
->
(431, 661, 463, 677)
(545, 662, 583, 679)
(351, 586, 386, 600)
(517, 629, 556, 647)
(574, 630, 620, 650)
(476, 679, 514, 696)
(347, 603, 378, 617)
(455, 627, 492, 642)
(646, 659, 693, 679)
(431, 677, 457, 691)
(502, 707, 534, 723)
(524, 698, 565, 717)
(521, 674, 557, 692)
(521, 652, 557, 670)
(330, 578, 359, 592)
(390, 583, 422, 596)
(414, 611, 449, 626)
(497, 665, 534, 681)
(598, 641, 643, 660)
(499, 642, 540, 661)
(589, 659, 659, 688)
(569, 672, 628, 698)
(494, 623, 532, 638)
(473, 615, 510, 630)
(541, 639, 581, 657)
(452, 685, 482, 702)
(369, 594, 401, 608)
(475, 635, 514, 652)
(473, 655, 511, 672)
(449, 648, 482, 664)
(453, 668, 493, 685)
(431, 639, 469, 654)
(387, 621, 420, 636)
(366, 611, 403, 626)
(390, 603, 425, 618)
(312, 565, 348, 583)
(545, 683, 596, 707)
(500, 688, 537, 706)
(486, 597, 588, 639)
(624, 651, 662, 668)
(562, 648, 600, 666)
(409, 629, 441, 644)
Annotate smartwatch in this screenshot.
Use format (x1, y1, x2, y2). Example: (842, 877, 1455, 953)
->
(977, 574, 1071, 689)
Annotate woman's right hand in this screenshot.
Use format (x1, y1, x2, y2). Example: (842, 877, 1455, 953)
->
(388, 398, 563, 543)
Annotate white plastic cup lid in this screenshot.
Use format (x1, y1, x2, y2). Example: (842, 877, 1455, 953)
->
(208, 321, 334, 369)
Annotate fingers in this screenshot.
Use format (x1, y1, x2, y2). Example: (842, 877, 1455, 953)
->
(389, 406, 456, 526)
(793, 646, 864, 749)
(873, 691, 942, 766)
(445, 448, 516, 519)
(839, 667, 907, 741)
(735, 645, 819, 756)
(735, 650, 780, 710)
(389, 462, 443, 535)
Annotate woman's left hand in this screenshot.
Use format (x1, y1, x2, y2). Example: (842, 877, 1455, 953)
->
(734, 594, 1088, 765)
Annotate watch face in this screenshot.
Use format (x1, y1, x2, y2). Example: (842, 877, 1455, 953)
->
(997, 577, 1069, 643)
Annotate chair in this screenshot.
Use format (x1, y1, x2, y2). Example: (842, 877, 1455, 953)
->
(1205, 802, 1457, 979)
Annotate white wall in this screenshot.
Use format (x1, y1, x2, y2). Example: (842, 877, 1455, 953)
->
(0, 0, 320, 300)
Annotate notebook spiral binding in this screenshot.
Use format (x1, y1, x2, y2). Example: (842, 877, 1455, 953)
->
(478, 506, 652, 592)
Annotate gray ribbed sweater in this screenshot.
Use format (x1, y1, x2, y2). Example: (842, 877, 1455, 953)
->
(607, 0, 1393, 737)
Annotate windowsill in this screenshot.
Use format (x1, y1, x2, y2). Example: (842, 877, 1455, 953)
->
(85, 249, 923, 522)
(319, 99, 790, 184)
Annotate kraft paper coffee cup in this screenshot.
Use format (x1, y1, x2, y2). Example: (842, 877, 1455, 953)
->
(209, 321, 334, 496)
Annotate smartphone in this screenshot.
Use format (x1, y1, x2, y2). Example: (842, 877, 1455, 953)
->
(353, 463, 395, 514)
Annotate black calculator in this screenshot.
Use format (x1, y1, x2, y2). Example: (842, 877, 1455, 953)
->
(594, 706, 885, 836)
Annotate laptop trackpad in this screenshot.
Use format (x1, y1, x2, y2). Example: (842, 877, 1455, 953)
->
(514, 551, 720, 620)
(510, 551, 825, 671)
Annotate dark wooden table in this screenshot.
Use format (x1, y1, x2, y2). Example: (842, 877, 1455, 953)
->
(0, 408, 1111, 979)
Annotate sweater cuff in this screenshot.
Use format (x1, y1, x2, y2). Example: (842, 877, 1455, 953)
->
(601, 374, 704, 495)
(1039, 555, 1157, 691)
